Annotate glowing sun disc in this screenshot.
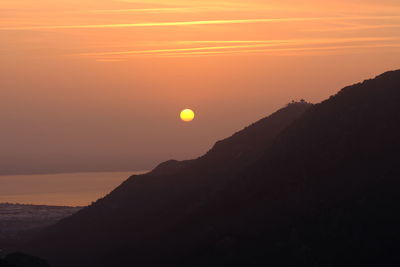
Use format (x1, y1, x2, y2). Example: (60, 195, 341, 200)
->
(180, 109, 195, 122)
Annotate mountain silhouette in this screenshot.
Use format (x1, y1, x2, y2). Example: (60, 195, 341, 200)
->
(0, 253, 50, 267)
(26, 70, 400, 267)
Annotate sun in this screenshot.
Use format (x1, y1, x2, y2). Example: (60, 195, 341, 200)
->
(180, 109, 195, 122)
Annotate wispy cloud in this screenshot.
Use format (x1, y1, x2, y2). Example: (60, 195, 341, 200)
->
(116, 0, 265, 9)
(95, 58, 128, 62)
(2, 15, 400, 31)
(86, 2, 284, 14)
(81, 44, 284, 56)
(303, 23, 400, 32)
(152, 43, 400, 57)
(87, 7, 202, 14)
(173, 37, 398, 45)
(99, 0, 400, 16)
(77, 37, 400, 57)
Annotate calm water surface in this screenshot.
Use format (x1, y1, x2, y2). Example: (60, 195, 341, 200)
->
(0, 171, 146, 206)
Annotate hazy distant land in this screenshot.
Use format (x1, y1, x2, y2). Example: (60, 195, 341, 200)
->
(0, 203, 81, 255)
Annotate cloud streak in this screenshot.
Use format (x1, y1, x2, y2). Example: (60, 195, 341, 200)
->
(87, 7, 203, 14)
(303, 23, 400, 32)
(152, 43, 400, 57)
(86, 2, 287, 14)
(77, 37, 400, 57)
(2, 15, 400, 31)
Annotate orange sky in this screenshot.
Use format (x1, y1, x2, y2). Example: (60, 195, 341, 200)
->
(1, 0, 400, 174)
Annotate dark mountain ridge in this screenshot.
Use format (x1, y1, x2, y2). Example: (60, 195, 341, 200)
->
(27, 102, 312, 267)
(27, 70, 400, 266)
(150, 100, 311, 177)
(182, 70, 400, 266)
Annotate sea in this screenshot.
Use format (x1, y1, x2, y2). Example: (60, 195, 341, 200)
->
(0, 171, 146, 207)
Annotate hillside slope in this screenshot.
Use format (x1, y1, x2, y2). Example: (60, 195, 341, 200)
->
(27, 70, 400, 266)
(28, 101, 311, 267)
(180, 70, 400, 266)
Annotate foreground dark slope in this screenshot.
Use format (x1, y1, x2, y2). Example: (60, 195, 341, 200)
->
(28, 101, 311, 266)
(183, 70, 400, 266)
